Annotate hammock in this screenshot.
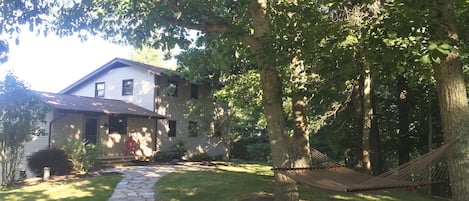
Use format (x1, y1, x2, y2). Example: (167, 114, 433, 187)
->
(276, 139, 457, 192)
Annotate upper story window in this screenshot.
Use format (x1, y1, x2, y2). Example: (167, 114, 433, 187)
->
(95, 82, 105, 98)
(122, 79, 134, 96)
(190, 84, 198, 99)
(168, 120, 177, 137)
(167, 80, 178, 97)
(109, 116, 127, 134)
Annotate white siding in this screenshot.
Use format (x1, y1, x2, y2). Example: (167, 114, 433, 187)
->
(71, 66, 156, 111)
(21, 135, 49, 178)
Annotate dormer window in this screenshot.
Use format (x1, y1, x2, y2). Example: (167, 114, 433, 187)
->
(95, 82, 105, 97)
(122, 79, 134, 96)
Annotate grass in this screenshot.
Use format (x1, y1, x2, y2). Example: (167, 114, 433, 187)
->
(0, 174, 122, 201)
(156, 163, 445, 201)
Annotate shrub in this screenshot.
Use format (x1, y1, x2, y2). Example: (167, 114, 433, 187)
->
(170, 141, 187, 159)
(155, 142, 188, 162)
(231, 135, 270, 161)
(27, 149, 72, 176)
(246, 143, 271, 162)
(154, 151, 173, 162)
(187, 153, 213, 162)
(63, 140, 100, 174)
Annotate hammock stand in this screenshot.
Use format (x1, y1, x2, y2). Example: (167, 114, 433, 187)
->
(274, 138, 458, 192)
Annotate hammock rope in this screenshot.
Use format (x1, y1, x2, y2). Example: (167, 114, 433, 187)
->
(276, 138, 458, 192)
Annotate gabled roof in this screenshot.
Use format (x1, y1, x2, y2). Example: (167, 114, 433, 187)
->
(60, 57, 175, 94)
(34, 91, 165, 119)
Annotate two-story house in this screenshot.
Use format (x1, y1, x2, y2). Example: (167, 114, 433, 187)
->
(23, 58, 226, 171)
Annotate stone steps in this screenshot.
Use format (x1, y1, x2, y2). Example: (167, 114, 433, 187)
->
(97, 156, 152, 168)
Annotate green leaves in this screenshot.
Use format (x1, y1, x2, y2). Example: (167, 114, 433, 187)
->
(426, 41, 461, 64)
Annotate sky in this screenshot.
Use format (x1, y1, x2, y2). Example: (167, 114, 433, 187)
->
(0, 31, 133, 93)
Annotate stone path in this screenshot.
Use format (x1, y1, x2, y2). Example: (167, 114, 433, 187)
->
(100, 165, 200, 201)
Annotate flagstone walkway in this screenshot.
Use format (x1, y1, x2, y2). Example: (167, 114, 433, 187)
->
(100, 165, 201, 201)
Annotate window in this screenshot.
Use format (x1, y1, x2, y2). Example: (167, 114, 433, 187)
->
(122, 79, 134, 96)
(190, 84, 198, 99)
(95, 82, 105, 97)
(84, 118, 98, 144)
(168, 120, 176, 137)
(109, 116, 127, 134)
(167, 80, 178, 96)
(188, 121, 198, 137)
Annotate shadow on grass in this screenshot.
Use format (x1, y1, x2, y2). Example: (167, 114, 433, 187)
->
(156, 165, 447, 201)
(0, 174, 122, 201)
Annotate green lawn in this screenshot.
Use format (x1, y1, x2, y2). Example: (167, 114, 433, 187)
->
(0, 174, 122, 201)
(156, 163, 445, 201)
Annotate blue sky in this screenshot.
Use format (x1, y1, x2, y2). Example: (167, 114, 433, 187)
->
(0, 31, 132, 93)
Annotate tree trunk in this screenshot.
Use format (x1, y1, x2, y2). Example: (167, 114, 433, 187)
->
(397, 75, 410, 165)
(370, 85, 382, 175)
(248, 1, 301, 200)
(361, 64, 372, 174)
(431, 1, 469, 200)
(260, 67, 299, 201)
(351, 79, 364, 168)
(290, 56, 312, 169)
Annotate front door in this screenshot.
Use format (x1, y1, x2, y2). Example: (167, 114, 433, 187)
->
(85, 118, 98, 144)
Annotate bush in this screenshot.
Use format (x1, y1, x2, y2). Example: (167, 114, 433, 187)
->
(246, 143, 271, 162)
(155, 142, 188, 162)
(187, 153, 213, 162)
(154, 151, 173, 162)
(231, 135, 270, 161)
(63, 140, 100, 174)
(170, 141, 187, 160)
(27, 149, 72, 176)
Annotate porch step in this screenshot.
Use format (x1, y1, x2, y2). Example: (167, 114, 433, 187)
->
(97, 156, 152, 168)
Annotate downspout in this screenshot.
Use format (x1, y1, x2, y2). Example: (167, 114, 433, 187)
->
(48, 112, 67, 149)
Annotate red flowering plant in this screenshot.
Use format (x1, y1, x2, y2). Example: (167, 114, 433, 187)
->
(124, 136, 137, 155)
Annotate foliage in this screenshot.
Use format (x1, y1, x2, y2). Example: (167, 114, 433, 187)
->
(155, 141, 188, 162)
(171, 141, 187, 159)
(0, 72, 49, 185)
(0, 0, 53, 63)
(154, 151, 173, 162)
(187, 153, 212, 162)
(231, 135, 270, 162)
(0, 174, 122, 201)
(245, 143, 271, 162)
(27, 149, 72, 176)
(61, 140, 100, 174)
(130, 45, 175, 69)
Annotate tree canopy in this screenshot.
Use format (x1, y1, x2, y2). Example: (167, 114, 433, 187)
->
(0, 0, 52, 63)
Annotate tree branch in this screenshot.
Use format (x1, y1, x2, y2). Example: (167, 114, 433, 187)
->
(156, 0, 232, 34)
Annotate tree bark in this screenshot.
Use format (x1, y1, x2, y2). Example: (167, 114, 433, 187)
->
(248, 1, 302, 200)
(370, 85, 382, 175)
(397, 75, 410, 165)
(431, 1, 469, 200)
(351, 79, 364, 168)
(290, 56, 312, 169)
(361, 64, 372, 174)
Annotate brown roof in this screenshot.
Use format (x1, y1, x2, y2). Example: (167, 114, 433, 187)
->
(34, 91, 165, 119)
